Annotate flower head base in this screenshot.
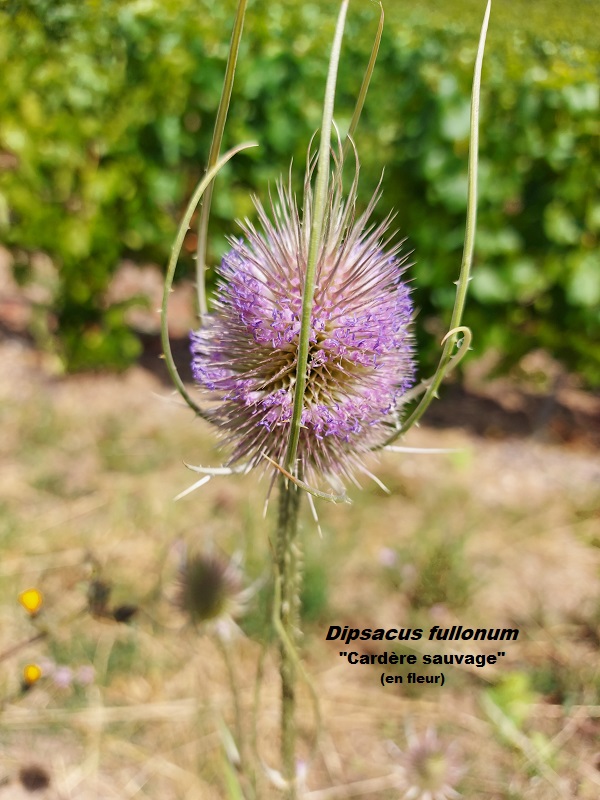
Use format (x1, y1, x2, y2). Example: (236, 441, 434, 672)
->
(191, 165, 414, 486)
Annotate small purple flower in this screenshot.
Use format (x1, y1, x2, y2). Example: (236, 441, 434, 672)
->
(378, 546, 398, 568)
(52, 666, 73, 689)
(191, 176, 414, 485)
(38, 657, 56, 676)
(75, 665, 95, 686)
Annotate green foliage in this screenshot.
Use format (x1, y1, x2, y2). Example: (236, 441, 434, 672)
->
(359, 24, 600, 385)
(1, 0, 598, 381)
(0, 0, 221, 369)
(486, 672, 538, 728)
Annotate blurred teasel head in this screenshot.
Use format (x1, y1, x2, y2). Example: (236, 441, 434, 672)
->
(18, 764, 51, 792)
(390, 728, 463, 800)
(176, 552, 247, 628)
(190, 162, 414, 488)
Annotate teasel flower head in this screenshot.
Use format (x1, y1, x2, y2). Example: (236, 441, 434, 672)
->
(19, 763, 51, 792)
(190, 164, 414, 488)
(176, 551, 248, 630)
(389, 728, 463, 800)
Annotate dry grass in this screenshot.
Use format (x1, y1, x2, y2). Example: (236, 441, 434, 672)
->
(1, 336, 599, 799)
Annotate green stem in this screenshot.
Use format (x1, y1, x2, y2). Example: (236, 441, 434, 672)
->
(275, 477, 302, 798)
(161, 142, 256, 421)
(217, 635, 244, 761)
(342, 1, 384, 160)
(284, 0, 349, 474)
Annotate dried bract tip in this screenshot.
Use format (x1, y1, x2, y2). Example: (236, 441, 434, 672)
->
(191, 166, 414, 487)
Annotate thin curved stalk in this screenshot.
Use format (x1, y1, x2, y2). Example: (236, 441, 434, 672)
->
(0, 631, 47, 664)
(161, 142, 257, 421)
(285, 0, 350, 474)
(342, 1, 384, 159)
(196, 0, 248, 322)
(383, 327, 472, 441)
(382, 0, 491, 446)
(216, 636, 248, 791)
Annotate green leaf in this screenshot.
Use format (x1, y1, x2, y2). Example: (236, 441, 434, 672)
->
(543, 201, 580, 245)
(567, 251, 600, 308)
(471, 265, 512, 303)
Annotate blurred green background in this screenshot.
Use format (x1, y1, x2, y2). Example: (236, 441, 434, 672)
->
(1, 0, 599, 382)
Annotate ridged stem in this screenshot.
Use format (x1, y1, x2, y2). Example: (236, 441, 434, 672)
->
(275, 477, 302, 799)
